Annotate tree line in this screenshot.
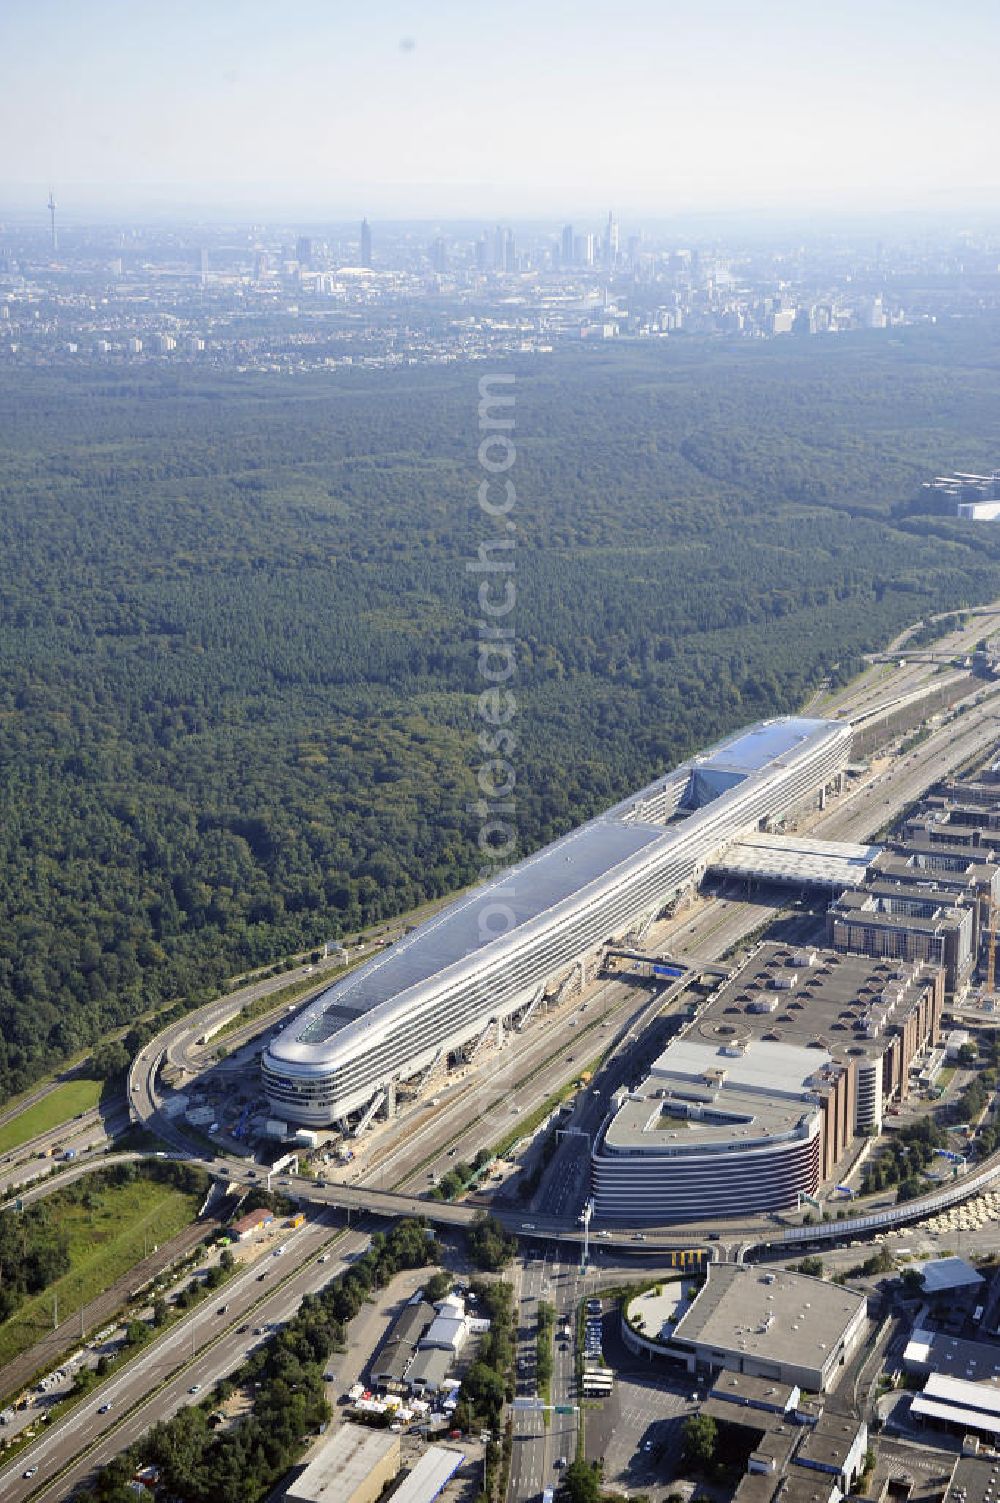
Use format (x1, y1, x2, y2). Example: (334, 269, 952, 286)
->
(77, 1217, 439, 1503)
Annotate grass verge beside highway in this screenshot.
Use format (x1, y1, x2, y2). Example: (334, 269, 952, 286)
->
(0, 1079, 105, 1157)
(212, 971, 335, 1044)
(0, 1169, 203, 1372)
(537, 1300, 554, 1422)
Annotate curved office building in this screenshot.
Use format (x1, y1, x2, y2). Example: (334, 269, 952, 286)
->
(590, 1038, 827, 1222)
(262, 716, 851, 1126)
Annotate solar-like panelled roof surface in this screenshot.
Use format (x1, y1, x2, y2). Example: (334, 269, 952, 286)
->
(298, 817, 666, 1044)
(695, 717, 830, 775)
(276, 716, 846, 1057)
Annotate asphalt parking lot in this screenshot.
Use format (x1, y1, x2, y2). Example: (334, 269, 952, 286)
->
(584, 1310, 698, 1499)
(589, 1369, 695, 1499)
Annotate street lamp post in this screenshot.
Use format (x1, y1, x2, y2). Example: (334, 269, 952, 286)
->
(579, 1198, 594, 1270)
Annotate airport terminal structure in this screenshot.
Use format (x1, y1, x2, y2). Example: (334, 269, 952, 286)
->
(262, 717, 852, 1127)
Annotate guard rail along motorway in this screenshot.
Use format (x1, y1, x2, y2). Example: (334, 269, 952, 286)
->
(12, 1117, 1000, 1257)
(743, 1152, 1000, 1257)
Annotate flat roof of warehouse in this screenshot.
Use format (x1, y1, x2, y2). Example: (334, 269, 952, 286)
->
(912, 1395, 1000, 1435)
(389, 1447, 465, 1503)
(924, 1372, 1000, 1413)
(712, 832, 882, 888)
(913, 1256, 985, 1294)
(284, 1424, 399, 1503)
(905, 1328, 1000, 1383)
(672, 1264, 865, 1369)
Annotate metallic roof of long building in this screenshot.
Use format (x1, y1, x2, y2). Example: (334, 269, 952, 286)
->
(267, 715, 846, 1069)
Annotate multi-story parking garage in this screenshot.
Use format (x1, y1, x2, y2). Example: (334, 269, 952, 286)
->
(262, 716, 851, 1127)
(591, 941, 944, 1223)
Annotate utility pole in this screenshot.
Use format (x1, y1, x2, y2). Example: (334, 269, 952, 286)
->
(53, 1291, 58, 1329)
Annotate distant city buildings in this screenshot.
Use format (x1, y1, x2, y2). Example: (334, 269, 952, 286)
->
(603, 209, 619, 273)
(430, 235, 447, 275)
(560, 222, 574, 265)
(1, 214, 995, 374)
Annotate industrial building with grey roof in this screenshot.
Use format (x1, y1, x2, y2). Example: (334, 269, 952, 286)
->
(658, 1263, 868, 1392)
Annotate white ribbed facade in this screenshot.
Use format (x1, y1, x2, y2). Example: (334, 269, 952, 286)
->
(592, 1106, 823, 1223)
(263, 717, 851, 1125)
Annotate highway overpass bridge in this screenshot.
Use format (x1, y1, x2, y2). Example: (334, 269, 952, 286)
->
(14, 1138, 1000, 1270)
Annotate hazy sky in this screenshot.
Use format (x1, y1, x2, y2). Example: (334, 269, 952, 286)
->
(2, 0, 998, 219)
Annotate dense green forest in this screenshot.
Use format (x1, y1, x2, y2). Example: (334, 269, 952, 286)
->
(2, 322, 1000, 1101)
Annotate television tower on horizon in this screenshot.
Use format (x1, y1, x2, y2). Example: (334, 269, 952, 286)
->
(47, 189, 57, 251)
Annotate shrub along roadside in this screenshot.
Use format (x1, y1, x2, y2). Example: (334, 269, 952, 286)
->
(76, 1218, 440, 1503)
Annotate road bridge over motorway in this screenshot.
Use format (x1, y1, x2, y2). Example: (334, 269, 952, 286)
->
(13, 1133, 1000, 1272)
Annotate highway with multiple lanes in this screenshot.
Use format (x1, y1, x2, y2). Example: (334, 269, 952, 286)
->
(508, 1244, 583, 1503)
(0, 1213, 371, 1503)
(5, 616, 1000, 1496)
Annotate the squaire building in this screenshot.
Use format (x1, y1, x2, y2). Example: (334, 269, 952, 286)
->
(262, 717, 851, 1127)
